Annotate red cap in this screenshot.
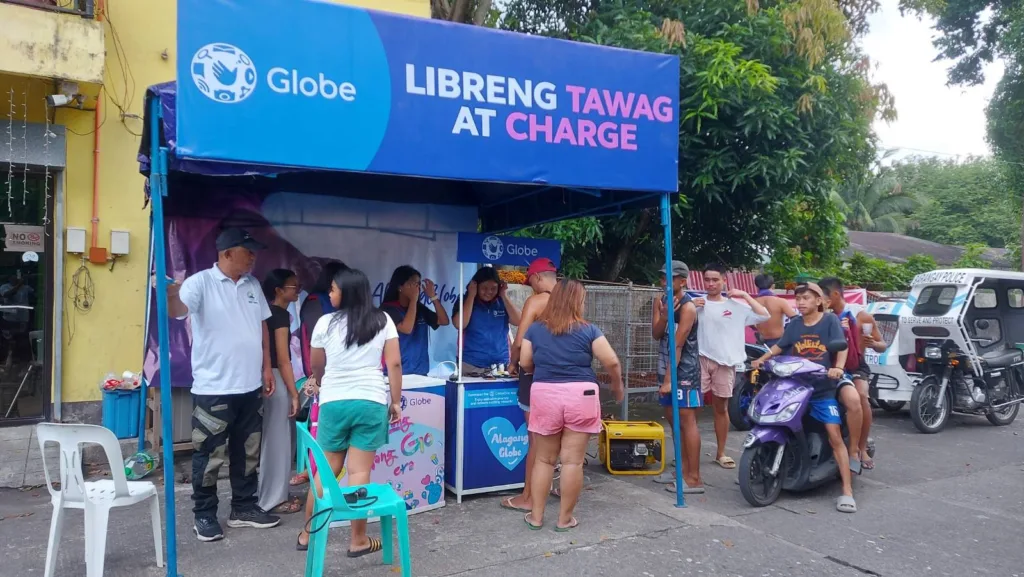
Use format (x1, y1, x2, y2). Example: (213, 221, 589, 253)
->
(526, 257, 557, 279)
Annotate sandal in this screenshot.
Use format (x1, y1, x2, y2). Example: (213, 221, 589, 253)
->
(524, 512, 543, 530)
(290, 473, 309, 486)
(836, 495, 857, 514)
(500, 496, 531, 512)
(862, 456, 875, 470)
(272, 497, 303, 515)
(347, 537, 383, 558)
(554, 517, 579, 532)
(713, 456, 736, 469)
(849, 458, 863, 475)
(296, 534, 308, 552)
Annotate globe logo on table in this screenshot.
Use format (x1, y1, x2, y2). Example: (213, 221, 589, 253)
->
(481, 236, 504, 261)
(190, 43, 257, 103)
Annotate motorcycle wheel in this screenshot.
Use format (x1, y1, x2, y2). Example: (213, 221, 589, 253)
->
(986, 380, 1020, 426)
(729, 377, 754, 432)
(738, 443, 783, 507)
(876, 400, 906, 413)
(910, 376, 951, 434)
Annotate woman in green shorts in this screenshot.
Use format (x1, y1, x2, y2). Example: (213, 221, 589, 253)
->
(296, 268, 402, 556)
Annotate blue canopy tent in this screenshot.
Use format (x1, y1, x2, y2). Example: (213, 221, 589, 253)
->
(141, 1, 685, 574)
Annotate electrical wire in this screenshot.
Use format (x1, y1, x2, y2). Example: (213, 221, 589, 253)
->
(66, 263, 95, 343)
(101, 3, 143, 137)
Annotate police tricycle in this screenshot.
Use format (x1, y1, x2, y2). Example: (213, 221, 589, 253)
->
(864, 299, 920, 413)
(899, 269, 1024, 434)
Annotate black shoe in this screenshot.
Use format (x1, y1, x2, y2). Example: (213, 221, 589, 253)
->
(194, 516, 225, 542)
(227, 508, 281, 529)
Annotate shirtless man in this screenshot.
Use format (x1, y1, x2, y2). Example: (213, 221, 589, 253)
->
(753, 274, 797, 347)
(502, 257, 558, 511)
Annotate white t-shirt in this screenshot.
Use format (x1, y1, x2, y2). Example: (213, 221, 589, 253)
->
(697, 297, 770, 367)
(311, 311, 399, 407)
(178, 265, 271, 396)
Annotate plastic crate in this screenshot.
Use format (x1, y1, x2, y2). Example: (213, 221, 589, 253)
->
(102, 389, 141, 439)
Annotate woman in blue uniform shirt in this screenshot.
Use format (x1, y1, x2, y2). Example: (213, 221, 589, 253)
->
(452, 267, 522, 372)
(380, 265, 450, 375)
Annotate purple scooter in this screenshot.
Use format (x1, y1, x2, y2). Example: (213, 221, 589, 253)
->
(738, 343, 875, 507)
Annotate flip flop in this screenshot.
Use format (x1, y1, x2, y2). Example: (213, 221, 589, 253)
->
(500, 496, 531, 512)
(849, 458, 863, 475)
(666, 482, 705, 494)
(554, 517, 579, 532)
(347, 537, 383, 558)
(524, 512, 543, 530)
(272, 497, 303, 515)
(862, 456, 875, 470)
(836, 495, 857, 514)
(289, 473, 309, 486)
(296, 534, 308, 552)
(713, 456, 736, 469)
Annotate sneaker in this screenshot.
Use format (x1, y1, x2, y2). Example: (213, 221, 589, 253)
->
(227, 508, 281, 529)
(194, 516, 225, 542)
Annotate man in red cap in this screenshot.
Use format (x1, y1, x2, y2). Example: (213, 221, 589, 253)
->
(502, 257, 558, 512)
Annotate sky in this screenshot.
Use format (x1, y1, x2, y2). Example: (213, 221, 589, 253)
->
(862, 0, 1004, 160)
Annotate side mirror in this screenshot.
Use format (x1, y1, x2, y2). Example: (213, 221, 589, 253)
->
(976, 319, 990, 330)
(827, 340, 849, 353)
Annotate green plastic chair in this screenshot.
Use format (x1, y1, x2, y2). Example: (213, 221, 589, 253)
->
(294, 377, 309, 477)
(296, 423, 412, 577)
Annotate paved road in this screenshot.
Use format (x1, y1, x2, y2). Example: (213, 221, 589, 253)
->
(1, 405, 1021, 576)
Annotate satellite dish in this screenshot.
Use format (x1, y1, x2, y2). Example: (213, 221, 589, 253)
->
(21, 251, 38, 263)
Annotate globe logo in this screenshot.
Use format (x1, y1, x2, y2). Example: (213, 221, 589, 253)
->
(481, 236, 504, 261)
(190, 43, 257, 104)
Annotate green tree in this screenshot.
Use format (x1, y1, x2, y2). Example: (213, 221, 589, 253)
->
(501, 0, 890, 281)
(832, 154, 920, 234)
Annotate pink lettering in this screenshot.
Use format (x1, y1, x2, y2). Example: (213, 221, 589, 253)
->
(506, 112, 528, 141)
(389, 416, 413, 434)
(602, 90, 635, 118)
(653, 96, 674, 122)
(553, 118, 578, 145)
(632, 94, 654, 121)
(620, 124, 638, 151)
(597, 122, 619, 149)
(565, 85, 586, 113)
(529, 114, 553, 143)
(578, 120, 598, 147)
(582, 88, 606, 115)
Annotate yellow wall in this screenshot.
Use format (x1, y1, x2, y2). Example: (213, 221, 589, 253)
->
(0, 3, 105, 84)
(43, 0, 429, 406)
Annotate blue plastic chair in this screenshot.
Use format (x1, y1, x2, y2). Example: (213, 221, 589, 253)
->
(296, 423, 412, 577)
(294, 377, 309, 477)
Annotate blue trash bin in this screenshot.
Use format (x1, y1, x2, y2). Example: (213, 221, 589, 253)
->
(102, 389, 141, 439)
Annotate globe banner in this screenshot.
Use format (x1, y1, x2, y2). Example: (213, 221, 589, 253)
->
(176, 0, 680, 193)
(455, 233, 561, 267)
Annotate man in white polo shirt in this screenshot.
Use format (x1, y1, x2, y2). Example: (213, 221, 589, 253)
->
(167, 227, 280, 542)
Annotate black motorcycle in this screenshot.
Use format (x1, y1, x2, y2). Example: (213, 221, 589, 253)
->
(910, 327, 1024, 434)
(729, 343, 771, 431)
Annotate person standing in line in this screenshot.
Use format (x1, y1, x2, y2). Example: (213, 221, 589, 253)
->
(296, 268, 402, 556)
(520, 280, 623, 531)
(820, 277, 881, 471)
(692, 263, 770, 470)
(166, 228, 281, 542)
(380, 265, 450, 376)
(257, 269, 302, 515)
(651, 261, 704, 493)
(502, 257, 558, 512)
(752, 274, 797, 347)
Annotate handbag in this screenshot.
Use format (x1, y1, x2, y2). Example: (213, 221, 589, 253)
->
(296, 377, 318, 422)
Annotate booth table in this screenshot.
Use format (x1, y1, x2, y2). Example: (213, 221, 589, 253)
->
(329, 374, 447, 526)
(445, 376, 526, 503)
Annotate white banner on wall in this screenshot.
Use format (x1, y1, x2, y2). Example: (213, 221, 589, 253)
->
(262, 193, 476, 375)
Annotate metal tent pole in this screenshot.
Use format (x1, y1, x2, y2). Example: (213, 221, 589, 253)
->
(662, 192, 685, 508)
(148, 97, 180, 576)
(621, 281, 633, 421)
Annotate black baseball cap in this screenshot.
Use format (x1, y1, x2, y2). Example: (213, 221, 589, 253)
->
(215, 228, 266, 252)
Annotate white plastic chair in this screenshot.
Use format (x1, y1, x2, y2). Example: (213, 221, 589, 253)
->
(36, 423, 163, 577)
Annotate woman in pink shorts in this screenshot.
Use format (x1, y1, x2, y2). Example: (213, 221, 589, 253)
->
(519, 280, 624, 531)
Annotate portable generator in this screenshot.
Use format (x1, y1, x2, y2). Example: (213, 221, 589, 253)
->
(598, 420, 665, 475)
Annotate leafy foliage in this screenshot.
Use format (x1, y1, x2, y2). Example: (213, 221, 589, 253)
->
(832, 152, 920, 234)
(499, 0, 890, 281)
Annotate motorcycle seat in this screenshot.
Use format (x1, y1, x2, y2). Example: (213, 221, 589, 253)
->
(981, 347, 1023, 368)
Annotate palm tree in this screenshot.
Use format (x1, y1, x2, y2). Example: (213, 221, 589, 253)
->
(832, 152, 921, 234)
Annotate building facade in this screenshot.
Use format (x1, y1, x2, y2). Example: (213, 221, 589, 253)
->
(0, 0, 429, 485)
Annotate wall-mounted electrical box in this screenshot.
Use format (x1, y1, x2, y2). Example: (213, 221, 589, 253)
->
(110, 230, 130, 256)
(66, 227, 86, 254)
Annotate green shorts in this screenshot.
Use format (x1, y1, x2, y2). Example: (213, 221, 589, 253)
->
(316, 400, 389, 453)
